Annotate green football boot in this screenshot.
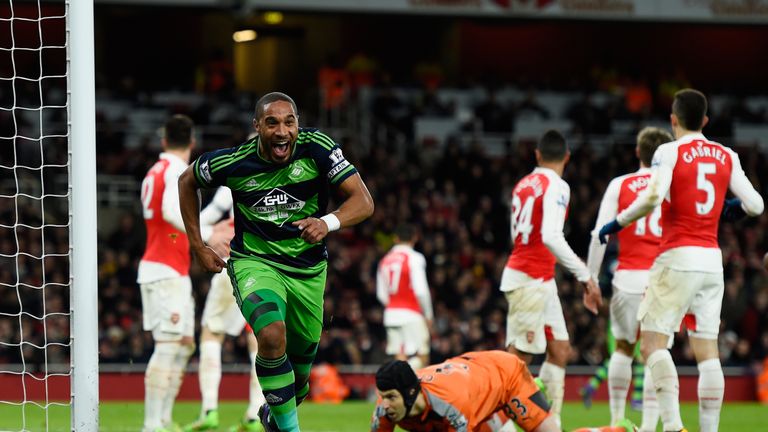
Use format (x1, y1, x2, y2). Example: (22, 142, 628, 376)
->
(164, 423, 183, 432)
(615, 418, 639, 432)
(228, 417, 266, 432)
(534, 377, 553, 407)
(183, 409, 219, 432)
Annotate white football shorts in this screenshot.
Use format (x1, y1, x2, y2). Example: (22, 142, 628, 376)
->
(610, 289, 643, 344)
(638, 264, 723, 339)
(501, 268, 568, 354)
(385, 319, 430, 357)
(140, 276, 194, 342)
(201, 270, 247, 337)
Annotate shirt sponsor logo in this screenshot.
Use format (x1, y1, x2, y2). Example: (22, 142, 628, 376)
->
(627, 176, 649, 193)
(252, 188, 306, 226)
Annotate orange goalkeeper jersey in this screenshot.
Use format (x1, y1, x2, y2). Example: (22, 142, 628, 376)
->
(370, 350, 549, 432)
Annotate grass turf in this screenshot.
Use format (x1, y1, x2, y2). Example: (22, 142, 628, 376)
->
(1, 401, 766, 431)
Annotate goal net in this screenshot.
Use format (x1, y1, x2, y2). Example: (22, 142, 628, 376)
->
(0, 1, 97, 431)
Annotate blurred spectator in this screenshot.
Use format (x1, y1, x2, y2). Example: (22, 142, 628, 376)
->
(196, 49, 234, 96)
(623, 75, 653, 119)
(657, 68, 690, 109)
(516, 87, 550, 120)
(473, 89, 513, 133)
(346, 51, 378, 91)
(318, 53, 350, 126)
(566, 92, 612, 135)
(414, 60, 443, 91)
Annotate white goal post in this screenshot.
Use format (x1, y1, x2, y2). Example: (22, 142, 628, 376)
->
(69, 0, 98, 431)
(0, 0, 97, 430)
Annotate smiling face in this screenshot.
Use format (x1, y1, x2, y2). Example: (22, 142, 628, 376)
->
(379, 389, 407, 422)
(254, 100, 299, 164)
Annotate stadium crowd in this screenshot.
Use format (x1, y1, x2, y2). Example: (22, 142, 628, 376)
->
(2, 76, 768, 385)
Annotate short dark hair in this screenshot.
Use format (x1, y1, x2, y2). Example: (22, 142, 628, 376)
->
(672, 88, 707, 131)
(254, 92, 298, 120)
(394, 224, 417, 243)
(637, 127, 673, 167)
(164, 114, 194, 149)
(537, 129, 568, 162)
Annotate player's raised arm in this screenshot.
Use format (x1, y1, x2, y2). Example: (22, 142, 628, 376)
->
(178, 166, 226, 272)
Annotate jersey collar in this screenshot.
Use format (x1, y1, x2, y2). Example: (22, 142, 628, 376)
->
(678, 131, 707, 142)
(392, 244, 414, 252)
(533, 166, 559, 178)
(159, 152, 187, 166)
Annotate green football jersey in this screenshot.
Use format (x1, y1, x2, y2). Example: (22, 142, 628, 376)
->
(193, 128, 357, 276)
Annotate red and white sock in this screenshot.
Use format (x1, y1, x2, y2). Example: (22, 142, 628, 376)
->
(639, 366, 659, 432)
(539, 361, 565, 429)
(199, 340, 222, 413)
(161, 342, 194, 426)
(646, 350, 683, 431)
(697, 358, 724, 432)
(144, 343, 178, 431)
(608, 351, 633, 425)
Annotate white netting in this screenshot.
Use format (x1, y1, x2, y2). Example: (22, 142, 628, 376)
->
(0, 1, 71, 430)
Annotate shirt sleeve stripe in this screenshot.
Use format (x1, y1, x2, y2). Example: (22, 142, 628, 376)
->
(210, 143, 256, 171)
(312, 131, 336, 150)
(211, 152, 250, 173)
(193, 158, 206, 186)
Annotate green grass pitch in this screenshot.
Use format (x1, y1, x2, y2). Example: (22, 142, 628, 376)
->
(1, 401, 766, 431)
